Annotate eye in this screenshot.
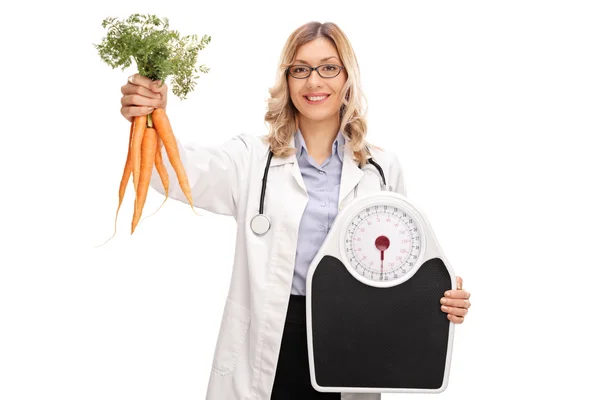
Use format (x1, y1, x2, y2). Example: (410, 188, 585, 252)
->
(293, 66, 308, 73)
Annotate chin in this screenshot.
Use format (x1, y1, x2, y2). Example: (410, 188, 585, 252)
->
(299, 108, 338, 122)
(303, 113, 331, 122)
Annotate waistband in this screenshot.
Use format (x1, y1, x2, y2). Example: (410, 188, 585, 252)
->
(285, 294, 306, 325)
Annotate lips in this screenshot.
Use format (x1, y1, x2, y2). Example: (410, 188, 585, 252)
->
(303, 94, 330, 104)
(304, 93, 330, 99)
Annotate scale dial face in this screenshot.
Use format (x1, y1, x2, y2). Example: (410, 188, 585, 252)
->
(341, 202, 424, 286)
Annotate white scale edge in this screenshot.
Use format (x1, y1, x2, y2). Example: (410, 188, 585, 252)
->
(305, 191, 457, 394)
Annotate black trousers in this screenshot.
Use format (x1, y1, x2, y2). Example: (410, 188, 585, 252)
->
(271, 294, 341, 400)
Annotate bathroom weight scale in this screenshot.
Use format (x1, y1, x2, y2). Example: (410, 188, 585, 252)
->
(306, 191, 456, 394)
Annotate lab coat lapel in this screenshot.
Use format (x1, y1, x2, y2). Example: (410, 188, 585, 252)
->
(289, 158, 307, 194)
(268, 134, 307, 195)
(338, 139, 364, 207)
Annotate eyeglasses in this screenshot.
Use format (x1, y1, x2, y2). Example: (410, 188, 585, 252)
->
(286, 64, 345, 79)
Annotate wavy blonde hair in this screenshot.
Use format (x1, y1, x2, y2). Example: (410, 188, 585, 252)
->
(263, 21, 375, 167)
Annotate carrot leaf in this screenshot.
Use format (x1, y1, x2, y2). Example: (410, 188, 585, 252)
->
(93, 13, 211, 100)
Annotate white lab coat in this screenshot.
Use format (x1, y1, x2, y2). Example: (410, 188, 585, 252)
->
(149, 131, 407, 400)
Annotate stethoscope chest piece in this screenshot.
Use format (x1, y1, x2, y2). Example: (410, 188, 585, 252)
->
(250, 214, 271, 235)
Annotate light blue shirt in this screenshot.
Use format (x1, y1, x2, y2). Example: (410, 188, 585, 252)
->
(291, 129, 345, 296)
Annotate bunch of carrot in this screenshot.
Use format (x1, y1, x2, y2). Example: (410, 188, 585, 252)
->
(100, 108, 200, 245)
(93, 14, 211, 244)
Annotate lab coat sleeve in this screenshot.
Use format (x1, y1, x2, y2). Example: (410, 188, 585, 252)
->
(388, 151, 407, 196)
(149, 133, 251, 217)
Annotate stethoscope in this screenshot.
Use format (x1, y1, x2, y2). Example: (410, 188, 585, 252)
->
(250, 149, 388, 235)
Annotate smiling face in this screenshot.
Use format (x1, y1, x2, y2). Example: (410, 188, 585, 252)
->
(287, 37, 348, 128)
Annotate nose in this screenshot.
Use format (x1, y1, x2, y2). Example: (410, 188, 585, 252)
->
(306, 68, 324, 87)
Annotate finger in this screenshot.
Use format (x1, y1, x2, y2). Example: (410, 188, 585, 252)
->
(444, 289, 470, 299)
(121, 105, 155, 121)
(127, 73, 156, 91)
(441, 305, 468, 317)
(440, 298, 471, 309)
(121, 81, 162, 100)
(121, 93, 163, 109)
(456, 276, 463, 291)
(447, 314, 465, 324)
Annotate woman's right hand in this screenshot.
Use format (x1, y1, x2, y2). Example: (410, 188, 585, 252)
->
(120, 73, 168, 122)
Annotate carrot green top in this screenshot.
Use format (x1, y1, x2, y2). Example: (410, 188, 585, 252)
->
(93, 13, 211, 100)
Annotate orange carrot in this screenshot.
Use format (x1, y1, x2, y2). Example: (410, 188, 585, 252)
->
(153, 137, 169, 208)
(140, 136, 170, 224)
(151, 108, 200, 216)
(130, 115, 146, 198)
(95, 121, 134, 247)
(131, 126, 158, 234)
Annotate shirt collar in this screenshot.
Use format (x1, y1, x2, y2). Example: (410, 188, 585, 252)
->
(294, 129, 345, 162)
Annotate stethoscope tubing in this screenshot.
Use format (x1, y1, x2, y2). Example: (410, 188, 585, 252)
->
(251, 149, 386, 235)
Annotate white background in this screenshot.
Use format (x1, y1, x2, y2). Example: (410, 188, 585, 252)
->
(1, 0, 599, 399)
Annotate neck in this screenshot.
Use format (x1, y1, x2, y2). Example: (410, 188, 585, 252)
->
(297, 114, 341, 160)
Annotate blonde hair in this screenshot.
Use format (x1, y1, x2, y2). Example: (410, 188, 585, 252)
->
(263, 21, 375, 167)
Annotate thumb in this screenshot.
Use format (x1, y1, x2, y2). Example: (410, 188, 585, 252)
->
(150, 80, 163, 93)
(456, 276, 463, 291)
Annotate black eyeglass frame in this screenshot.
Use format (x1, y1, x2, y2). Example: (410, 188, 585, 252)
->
(286, 64, 346, 79)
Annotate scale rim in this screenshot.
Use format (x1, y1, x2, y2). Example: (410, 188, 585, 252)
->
(306, 190, 456, 394)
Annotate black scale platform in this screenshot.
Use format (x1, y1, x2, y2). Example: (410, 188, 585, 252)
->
(308, 255, 452, 392)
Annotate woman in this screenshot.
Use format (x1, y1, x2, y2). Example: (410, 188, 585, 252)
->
(120, 21, 471, 400)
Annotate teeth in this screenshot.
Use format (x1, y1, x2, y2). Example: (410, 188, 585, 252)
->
(307, 95, 327, 101)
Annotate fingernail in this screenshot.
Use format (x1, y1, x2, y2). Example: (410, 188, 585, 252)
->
(441, 306, 448, 311)
(445, 291, 451, 296)
(148, 107, 153, 112)
(128, 75, 134, 84)
(440, 298, 447, 304)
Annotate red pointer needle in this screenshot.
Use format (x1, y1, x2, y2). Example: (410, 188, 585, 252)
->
(375, 235, 390, 274)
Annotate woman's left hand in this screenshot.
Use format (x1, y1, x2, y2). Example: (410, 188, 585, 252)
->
(440, 276, 471, 324)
